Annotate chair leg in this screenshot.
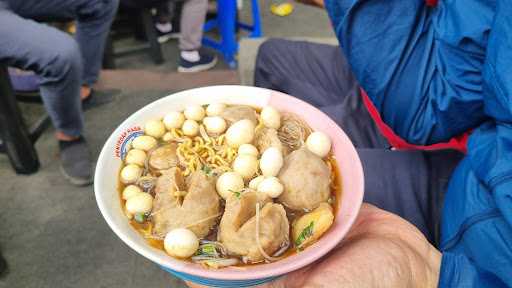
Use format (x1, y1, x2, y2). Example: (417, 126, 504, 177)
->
(0, 66, 40, 174)
(218, 0, 238, 68)
(250, 0, 262, 37)
(141, 9, 164, 65)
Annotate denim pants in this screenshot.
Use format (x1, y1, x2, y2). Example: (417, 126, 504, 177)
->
(254, 39, 464, 246)
(0, 0, 118, 136)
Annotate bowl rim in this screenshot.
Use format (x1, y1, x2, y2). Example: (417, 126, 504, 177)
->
(94, 85, 364, 280)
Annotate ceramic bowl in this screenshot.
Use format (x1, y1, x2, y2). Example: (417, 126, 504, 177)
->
(94, 85, 364, 287)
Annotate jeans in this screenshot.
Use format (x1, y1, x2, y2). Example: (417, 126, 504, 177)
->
(254, 39, 464, 246)
(0, 0, 118, 136)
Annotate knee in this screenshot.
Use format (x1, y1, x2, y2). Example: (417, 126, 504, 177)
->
(255, 39, 280, 78)
(256, 39, 288, 66)
(254, 39, 294, 85)
(43, 38, 82, 81)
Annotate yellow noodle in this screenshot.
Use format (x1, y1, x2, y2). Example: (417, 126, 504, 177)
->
(175, 127, 235, 174)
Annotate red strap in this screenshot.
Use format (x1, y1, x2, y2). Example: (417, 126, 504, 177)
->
(425, 0, 438, 6)
(361, 89, 468, 153)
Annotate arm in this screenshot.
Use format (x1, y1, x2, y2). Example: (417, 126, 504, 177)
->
(455, 2, 512, 284)
(324, 0, 491, 145)
(468, 0, 512, 226)
(437, 156, 512, 287)
(324, 0, 512, 286)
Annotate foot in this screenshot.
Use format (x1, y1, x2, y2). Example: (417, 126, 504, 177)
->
(155, 22, 180, 44)
(0, 252, 7, 278)
(59, 137, 93, 186)
(82, 89, 117, 111)
(178, 50, 218, 73)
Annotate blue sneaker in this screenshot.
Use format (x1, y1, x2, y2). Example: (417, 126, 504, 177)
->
(178, 50, 218, 73)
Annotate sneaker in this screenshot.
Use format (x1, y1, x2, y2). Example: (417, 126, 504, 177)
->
(178, 50, 218, 73)
(155, 22, 180, 44)
(0, 252, 7, 278)
(59, 137, 93, 186)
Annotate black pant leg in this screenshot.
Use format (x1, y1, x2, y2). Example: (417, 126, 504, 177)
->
(359, 148, 463, 245)
(254, 38, 388, 149)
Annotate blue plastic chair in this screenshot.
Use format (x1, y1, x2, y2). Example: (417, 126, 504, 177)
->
(202, 0, 262, 68)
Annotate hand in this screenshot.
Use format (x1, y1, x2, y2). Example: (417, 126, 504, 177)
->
(266, 203, 441, 288)
(187, 204, 441, 288)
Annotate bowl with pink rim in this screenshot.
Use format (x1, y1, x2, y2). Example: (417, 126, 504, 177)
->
(94, 85, 364, 287)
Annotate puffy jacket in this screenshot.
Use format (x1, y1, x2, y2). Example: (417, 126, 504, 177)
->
(324, 0, 512, 286)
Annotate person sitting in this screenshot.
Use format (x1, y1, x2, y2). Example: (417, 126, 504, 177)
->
(249, 0, 511, 287)
(0, 0, 119, 186)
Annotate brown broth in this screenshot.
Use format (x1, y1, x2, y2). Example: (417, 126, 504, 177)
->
(117, 106, 343, 267)
(118, 153, 342, 266)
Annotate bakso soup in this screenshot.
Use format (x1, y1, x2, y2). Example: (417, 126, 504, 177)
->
(118, 103, 339, 268)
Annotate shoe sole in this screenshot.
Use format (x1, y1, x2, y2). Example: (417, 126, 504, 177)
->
(178, 57, 218, 73)
(60, 165, 93, 187)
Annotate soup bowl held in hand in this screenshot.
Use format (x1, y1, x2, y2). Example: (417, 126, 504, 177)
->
(94, 85, 364, 287)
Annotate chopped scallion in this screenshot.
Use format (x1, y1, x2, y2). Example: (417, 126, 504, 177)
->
(229, 189, 242, 199)
(201, 165, 213, 176)
(295, 221, 315, 248)
(134, 213, 146, 223)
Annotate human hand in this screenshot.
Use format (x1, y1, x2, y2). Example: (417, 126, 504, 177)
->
(187, 204, 441, 288)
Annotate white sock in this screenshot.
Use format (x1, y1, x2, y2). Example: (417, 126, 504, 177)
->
(181, 50, 200, 62)
(155, 22, 172, 33)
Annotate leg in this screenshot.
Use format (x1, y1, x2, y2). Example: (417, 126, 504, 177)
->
(179, 0, 208, 51)
(254, 39, 388, 149)
(359, 148, 464, 246)
(142, 8, 164, 64)
(8, 0, 119, 86)
(0, 10, 92, 185)
(216, 0, 237, 67)
(0, 9, 83, 137)
(155, 1, 171, 24)
(178, 0, 217, 73)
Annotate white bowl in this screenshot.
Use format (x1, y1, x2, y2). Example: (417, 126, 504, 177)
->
(94, 85, 364, 287)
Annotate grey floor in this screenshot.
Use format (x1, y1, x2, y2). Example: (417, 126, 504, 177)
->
(0, 3, 333, 288)
(114, 1, 334, 72)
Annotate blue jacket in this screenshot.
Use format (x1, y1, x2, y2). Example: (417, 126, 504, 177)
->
(325, 0, 512, 286)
